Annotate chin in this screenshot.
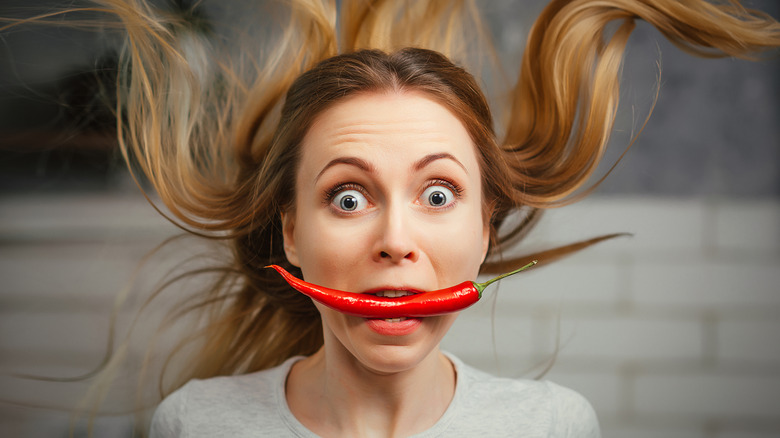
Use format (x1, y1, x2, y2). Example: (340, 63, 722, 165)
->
(353, 342, 443, 375)
(317, 304, 457, 374)
(355, 317, 456, 373)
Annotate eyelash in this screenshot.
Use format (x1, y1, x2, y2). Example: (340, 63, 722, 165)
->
(423, 178, 464, 200)
(322, 178, 464, 206)
(322, 182, 366, 205)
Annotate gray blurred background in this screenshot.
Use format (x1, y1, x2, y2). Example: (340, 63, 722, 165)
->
(1, 0, 777, 196)
(1, 1, 778, 437)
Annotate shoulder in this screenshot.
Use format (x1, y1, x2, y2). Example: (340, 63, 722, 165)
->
(541, 380, 601, 438)
(149, 358, 298, 437)
(447, 357, 600, 437)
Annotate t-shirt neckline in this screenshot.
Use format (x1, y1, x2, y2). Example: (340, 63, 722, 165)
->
(273, 352, 466, 437)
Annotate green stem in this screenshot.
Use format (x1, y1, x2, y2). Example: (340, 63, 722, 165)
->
(474, 260, 538, 296)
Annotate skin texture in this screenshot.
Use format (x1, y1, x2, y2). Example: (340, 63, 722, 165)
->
(281, 91, 490, 437)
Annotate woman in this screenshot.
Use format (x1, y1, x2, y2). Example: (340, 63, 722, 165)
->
(4, 0, 778, 436)
(149, 48, 601, 437)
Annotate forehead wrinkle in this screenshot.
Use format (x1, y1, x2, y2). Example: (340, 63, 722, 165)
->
(328, 118, 452, 139)
(324, 129, 458, 154)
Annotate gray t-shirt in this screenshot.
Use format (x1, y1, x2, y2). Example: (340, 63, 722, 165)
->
(150, 354, 600, 437)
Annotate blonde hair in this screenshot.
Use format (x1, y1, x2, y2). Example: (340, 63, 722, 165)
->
(3, 0, 779, 432)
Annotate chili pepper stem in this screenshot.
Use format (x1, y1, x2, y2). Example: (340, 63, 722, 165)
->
(474, 260, 538, 297)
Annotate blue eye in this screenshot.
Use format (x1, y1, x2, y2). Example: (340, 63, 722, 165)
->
(421, 185, 455, 208)
(332, 189, 368, 212)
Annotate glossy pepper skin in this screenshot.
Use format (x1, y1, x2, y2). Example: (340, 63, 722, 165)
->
(267, 261, 537, 318)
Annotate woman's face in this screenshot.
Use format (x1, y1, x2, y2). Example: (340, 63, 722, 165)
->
(282, 91, 489, 374)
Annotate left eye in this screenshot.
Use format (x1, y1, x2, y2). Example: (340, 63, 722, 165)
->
(420, 185, 456, 208)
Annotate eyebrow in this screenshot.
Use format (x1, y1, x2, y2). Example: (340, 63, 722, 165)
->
(315, 156, 375, 182)
(314, 152, 468, 182)
(413, 153, 468, 174)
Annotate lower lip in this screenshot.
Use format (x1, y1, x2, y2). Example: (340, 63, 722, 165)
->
(365, 318, 423, 336)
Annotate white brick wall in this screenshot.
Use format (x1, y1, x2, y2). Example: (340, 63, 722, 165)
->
(2, 194, 779, 437)
(443, 197, 780, 438)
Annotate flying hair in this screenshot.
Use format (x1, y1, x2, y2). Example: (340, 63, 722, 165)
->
(2, 0, 779, 434)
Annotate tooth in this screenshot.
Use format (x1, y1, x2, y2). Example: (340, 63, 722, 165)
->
(384, 317, 406, 322)
(376, 291, 412, 298)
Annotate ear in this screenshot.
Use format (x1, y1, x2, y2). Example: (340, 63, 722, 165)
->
(281, 211, 300, 267)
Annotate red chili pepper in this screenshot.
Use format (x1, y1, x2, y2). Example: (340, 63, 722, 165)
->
(266, 261, 537, 318)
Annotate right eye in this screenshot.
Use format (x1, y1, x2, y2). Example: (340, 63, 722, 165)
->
(331, 189, 368, 213)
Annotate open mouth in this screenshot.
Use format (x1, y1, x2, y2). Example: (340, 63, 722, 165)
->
(372, 290, 417, 298)
(367, 291, 419, 321)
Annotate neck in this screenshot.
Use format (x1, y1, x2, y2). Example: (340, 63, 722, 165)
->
(287, 345, 456, 438)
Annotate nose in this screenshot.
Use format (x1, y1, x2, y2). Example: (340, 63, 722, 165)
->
(373, 205, 419, 264)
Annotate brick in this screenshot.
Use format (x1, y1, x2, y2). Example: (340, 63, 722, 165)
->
(632, 260, 780, 308)
(442, 313, 536, 371)
(1, 303, 183, 349)
(0, 409, 71, 438)
(0, 193, 177, 242)
(601, 425, 704, 438)
(544, 315, 704, 362)
(635, 371, 780, 418)
(490, 259, 623, 306)
(717, 319, 780, 365)
(0, 248, 140, 301)
(0, 311, 113, 355)
(542, 369, 622, 417)
(515, 197, 707, 255)
(713, 201, 780, 253)
(714, 429, 780, 438)
(0, 371, 96, 407)
(0, 240, 217, 302)
(0, 404, 133, 437)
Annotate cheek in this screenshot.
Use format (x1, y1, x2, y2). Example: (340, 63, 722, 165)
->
(294, 214, 374, 286)
(423, 204, 488, 280)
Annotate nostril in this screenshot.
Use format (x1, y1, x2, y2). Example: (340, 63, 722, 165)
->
(378, 249, 417, 261)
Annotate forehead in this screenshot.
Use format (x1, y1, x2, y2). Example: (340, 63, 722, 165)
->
(299, 91, 478, 166)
